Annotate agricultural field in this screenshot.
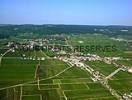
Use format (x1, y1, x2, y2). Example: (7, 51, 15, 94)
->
(0, 48, 9, 54)
(85, 61, 118, 76)
(0, 34, 131, 100)
(68, 34, 131, 57)
(0, 0, 132, 98)
(0, 58, 38, 88)
(115, 60, 132, 67)
(0, 53, 116, 100)
(108, 71, 132, 95)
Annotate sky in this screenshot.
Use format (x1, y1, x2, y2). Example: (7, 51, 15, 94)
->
(0, 0, 132, 25)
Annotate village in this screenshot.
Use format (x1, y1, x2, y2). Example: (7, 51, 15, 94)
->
(0, 37, 131, 100)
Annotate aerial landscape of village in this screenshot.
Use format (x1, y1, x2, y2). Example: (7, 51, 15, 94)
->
(0, 0, 132, 100)
(0, 25, 132, 100)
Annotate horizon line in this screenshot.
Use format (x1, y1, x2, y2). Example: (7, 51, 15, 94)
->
(0, 24, 132, 27)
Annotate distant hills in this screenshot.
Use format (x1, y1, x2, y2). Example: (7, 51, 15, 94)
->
(0, 24, 132, 39)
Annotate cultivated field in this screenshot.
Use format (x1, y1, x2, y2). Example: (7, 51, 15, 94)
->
(0, 51, 117, 100)
(0, 34, 131, 100)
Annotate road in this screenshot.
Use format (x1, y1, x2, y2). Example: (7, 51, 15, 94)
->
(0, 62, 73, 91)
(0, 48, 13, 66)
(80, 61, 122, 100)
(40, 50, 50, 59)
(105, 68, 122, 79)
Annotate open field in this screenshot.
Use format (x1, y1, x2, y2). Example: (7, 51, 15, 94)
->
(85, 61, 117, 76)
(68, 34, 131, 58)
(0, 58, 38, 88)
(0, 34, 131, 100)
(115, 60, 132, 67)
(0, 57, 117, 100)
(109, 71, 132, 95)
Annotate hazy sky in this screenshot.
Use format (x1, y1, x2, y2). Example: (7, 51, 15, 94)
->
(0, 0, 132, 25)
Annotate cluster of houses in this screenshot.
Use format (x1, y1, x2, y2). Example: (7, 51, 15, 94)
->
(59, 56, 85, 67)
(6, 38, 67, 53)
(103, 57, 121, 64)
(7, 39, 49, 50)
(59, 54, 102, 68)
(122, 93, 132, 100)
(112, 62, 132, 74)
(22, 56, 45, 61)
(58, 54, 105, 81)
(6, 39, 132, 76)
